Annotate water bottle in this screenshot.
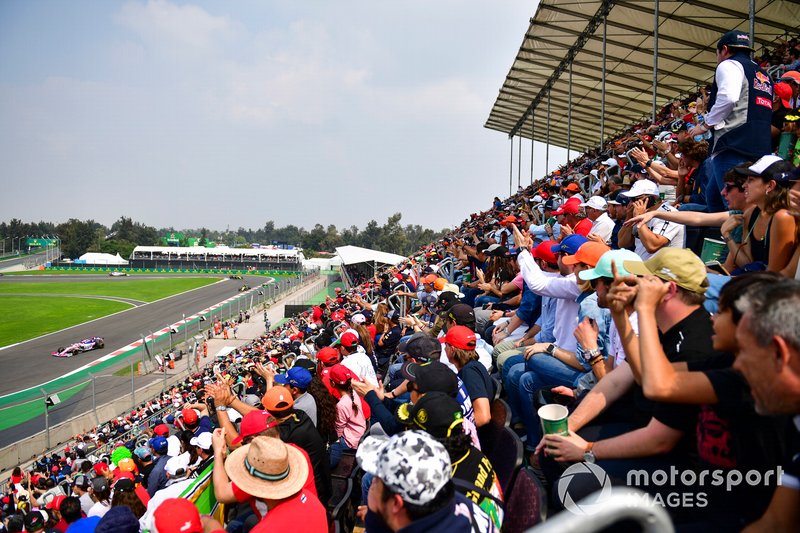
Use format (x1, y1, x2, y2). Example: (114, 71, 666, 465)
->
(695, 114, 712, 141)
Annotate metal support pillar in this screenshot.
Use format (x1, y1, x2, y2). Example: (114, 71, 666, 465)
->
(600, 13, 607, 149)
(517, 135, 522, 191)
(530, 111, 535, 184)
(545, 95, 551, 174)
(567, 61, 573, 163)
(131, 360, 136, 410)
(41, 388, 50, 450)
(509, 137, 514, 196)
(653, 0, 659, 122)
(749, 0, 755, 54)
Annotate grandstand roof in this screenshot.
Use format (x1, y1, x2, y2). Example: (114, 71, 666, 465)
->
(485, 0, 800, 153)
(131, 246, 302, 257)
(335, 245, 407, 267)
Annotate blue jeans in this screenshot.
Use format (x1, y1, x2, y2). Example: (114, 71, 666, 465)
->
(703, 151, 749, 213)
(474, 294, 501, 308)
(502, 355, 527, 423)
(518, 354, 585, 450)
(330, 436, 354, 468)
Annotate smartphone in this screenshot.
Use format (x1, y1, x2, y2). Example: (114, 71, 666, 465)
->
(705, 261, 730, 276)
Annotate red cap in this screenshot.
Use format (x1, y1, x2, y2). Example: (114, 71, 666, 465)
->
(439, 325, 477, 351)
(182, 408, 199, 426)
(775, 82, 793, 108)
(336, 332, 359, 349)
(328, 364, 355, 387)
(46, 495, 66, 511)
(534, 240, 559, 264)
(51, 466, 59, 473)
(316, 347, 341, 365)
(93, 463, 109, 476)
(422, 274, 437, 285)
(153, 424, 169, 437)
(231, 410, 279, 446)
(553, 197, 581, 215)
(153, 498, 203, 533)
(262, 386, 294, 412)
(501, 215, 518, 225)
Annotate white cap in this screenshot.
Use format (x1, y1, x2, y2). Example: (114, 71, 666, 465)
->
(165, 453, 191, 476)
(602, 158, 618, 168)
(620, 179, 660, 198)
(189, 432, 213, 450)
(580, 196, 608, 210)
(590, 169, 599, 178)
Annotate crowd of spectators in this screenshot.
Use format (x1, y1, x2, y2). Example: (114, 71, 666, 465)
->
(3, 28, 800, 533)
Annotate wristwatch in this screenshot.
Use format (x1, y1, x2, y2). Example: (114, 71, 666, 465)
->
(584, 442, 596, 463)
(585, 348, 601, 360)
(545, 343, 557, 356)
(216, 405, 227, 412)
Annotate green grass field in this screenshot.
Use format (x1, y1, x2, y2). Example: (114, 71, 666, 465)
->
(0, 277, 220, 302)
(0, 296, 132, 347)
(0, 277, 221, 347)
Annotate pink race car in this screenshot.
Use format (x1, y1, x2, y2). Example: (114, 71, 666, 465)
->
(52, 337, 105, 357)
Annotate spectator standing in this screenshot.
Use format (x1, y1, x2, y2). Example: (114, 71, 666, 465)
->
(689, 31, 774, 212)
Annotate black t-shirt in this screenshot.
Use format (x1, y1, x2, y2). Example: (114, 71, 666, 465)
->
(771, 107, 790, 150)
(687, 354, 787, 524)
(452, 446, 504, 527)
(458, 360, 494, 403)
(278, 409, 331, 504)
(633, 307, 718, 434)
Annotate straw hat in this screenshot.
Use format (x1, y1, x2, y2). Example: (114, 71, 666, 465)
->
(224, 436, 307, 500)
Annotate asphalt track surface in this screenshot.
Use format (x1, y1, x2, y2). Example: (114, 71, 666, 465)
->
(0, 274, 269, 397)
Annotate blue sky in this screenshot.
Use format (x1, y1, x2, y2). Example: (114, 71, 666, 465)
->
(0, 0, 567, 232)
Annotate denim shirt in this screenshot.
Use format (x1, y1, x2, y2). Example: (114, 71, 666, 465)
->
(574, 291, 611, 370)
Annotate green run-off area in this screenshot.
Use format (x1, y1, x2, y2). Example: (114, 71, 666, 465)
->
(0, 296, 131, 347)
(0, 277, 220, 347)
(0, 277, 220, 301)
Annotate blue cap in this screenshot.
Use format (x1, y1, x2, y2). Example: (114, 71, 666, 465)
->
(149, 436, 168, 454)
(165, 414, 175, 424)
(551, 234, 588, 255)
(273, 367, 312, 390)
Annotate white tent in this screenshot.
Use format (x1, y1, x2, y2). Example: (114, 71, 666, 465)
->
(77, 252, 128, 265)
(335, 246, 406, 267)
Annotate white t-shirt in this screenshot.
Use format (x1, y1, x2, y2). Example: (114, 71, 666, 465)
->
(611, 311, 639, 368)
(635, 203, 685, 260)
(87, 500, 111, 518)
(590, 212, 616, 243)
(341, 352, 378, 387)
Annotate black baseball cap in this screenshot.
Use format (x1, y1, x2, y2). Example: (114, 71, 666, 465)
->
(717, 30, 753, 51)
(404, 334, 442, 362)
(446, 304, 475, 329)
(396, 392, 464, 439)
(401, 360, 458, 397)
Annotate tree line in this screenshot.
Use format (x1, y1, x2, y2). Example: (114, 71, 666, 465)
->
(0, 213, 446, 260)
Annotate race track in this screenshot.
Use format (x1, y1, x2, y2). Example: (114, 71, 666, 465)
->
(0, 274, 270, 396)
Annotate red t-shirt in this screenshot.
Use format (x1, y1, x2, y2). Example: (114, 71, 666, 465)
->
(573, 218, 593, 236)
(231, 444, 317, 520)
(250, 489, 327, 533)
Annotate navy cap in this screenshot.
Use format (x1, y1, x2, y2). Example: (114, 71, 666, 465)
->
(551, 234, 589, 255)
(273, 367, 312, 390)
(717, 30, 753, 51)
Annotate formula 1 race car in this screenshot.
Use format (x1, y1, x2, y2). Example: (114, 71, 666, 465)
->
(109, 271, 129, 277)
(51, 337, 105, 357)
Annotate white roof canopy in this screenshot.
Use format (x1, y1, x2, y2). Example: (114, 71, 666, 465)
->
(485, 0, 800, 152)
(335, 245, 406, 267)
